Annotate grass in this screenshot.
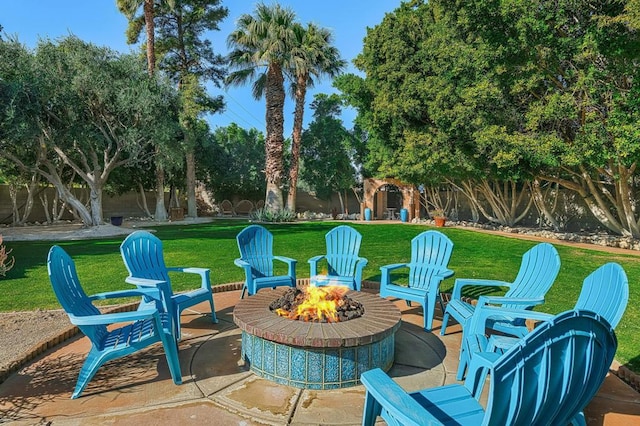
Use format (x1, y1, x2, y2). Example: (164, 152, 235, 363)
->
(2, 219, 639, 373)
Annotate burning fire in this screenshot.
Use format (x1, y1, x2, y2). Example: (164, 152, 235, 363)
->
(274, 285, 350, 323)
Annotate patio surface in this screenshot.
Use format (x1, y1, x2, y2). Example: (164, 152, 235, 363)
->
(1, 287, 639, 425)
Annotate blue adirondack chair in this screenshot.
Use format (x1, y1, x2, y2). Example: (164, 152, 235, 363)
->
(47, 245, 182, 399)
(120, 231, 217, 340)
(235, 225, 297, 298)
(441, 242, 560, 379)
(440, 242, 560, 336)
(308, 225, 368, 291)
(361, 309, 617, 426)
(464, 262, 628, 399)
(379, 230, 454, 331)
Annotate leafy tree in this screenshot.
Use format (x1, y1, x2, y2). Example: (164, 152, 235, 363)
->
(285, 22, 345, 212)
(118, 0, 176, 221)
(154, 0, 228, 218)
(300, 94, 357, 206)
(0, 37, 180, 226)
(454, 0, 640, 236)
(199, 123, 266, 202)
(226, 2, 297, 212)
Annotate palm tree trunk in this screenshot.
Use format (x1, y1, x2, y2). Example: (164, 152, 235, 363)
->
(286, 75, 307, 213)
(143, 0, 155, 75)
(186, 150, 197, 217)
(264, 63, 286, 212)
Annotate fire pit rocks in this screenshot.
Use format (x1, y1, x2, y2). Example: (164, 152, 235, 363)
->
(233, 287, 401, 389)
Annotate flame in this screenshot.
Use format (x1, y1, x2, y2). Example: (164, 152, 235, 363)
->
(277, 285, 349, 322)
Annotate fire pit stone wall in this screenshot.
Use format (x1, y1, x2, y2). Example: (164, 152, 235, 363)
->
(233, 288, 402, 390)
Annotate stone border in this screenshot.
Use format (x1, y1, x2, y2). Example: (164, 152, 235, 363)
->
(2, 280, 638, 394)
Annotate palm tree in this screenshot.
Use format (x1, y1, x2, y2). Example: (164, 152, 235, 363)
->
(226, 2, 297, 212)
(117, 0, 174, 221)
(286, 23, 345, 212)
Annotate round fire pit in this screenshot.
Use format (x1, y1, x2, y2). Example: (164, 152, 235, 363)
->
(233, 287, 402, 390)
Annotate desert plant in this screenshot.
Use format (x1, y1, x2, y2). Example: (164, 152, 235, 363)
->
(0, 235, 15, 277)
(250, 208, 296, 223)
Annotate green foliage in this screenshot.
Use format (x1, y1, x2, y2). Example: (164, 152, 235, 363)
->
(249, 207, 296, 222)
(199, 123, 266, 201)
(299, 93, 358, 199)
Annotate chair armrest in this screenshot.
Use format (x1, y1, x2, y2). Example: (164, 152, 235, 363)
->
(308, 255, 325, 264)
(274, 256, 297, 279)
(380, 263, 408, 273)
(435, 268, 455, 279)
(68, 308, 159, 326)
(308, 255, 326, 277)
(167, 266, 209, 275)
(380, 264, 408, 288)
(353, 258, 369, 291)
(168, 267, 211, 289)
(465, 351, 501, 399)
(274, 255, 297, 266)
(450, 278, 512, 300)
(125, 277, 168, 288)
(470, 305, 554, 336)
(89, 287, 162, 301)
(360, 368, 440, 425)
(476, 296, 544, 308)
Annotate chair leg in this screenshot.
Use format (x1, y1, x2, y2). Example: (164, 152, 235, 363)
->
(72, 350, 106, 399)
(456, 345, 468, 380)
(240, 285, 247, 299)
(362, 391, 383, 426)
(424, 300, 435, 332)
(208, 295, 218, 324)
(440, 310, 450, 335)
(159, 330, 183, 385)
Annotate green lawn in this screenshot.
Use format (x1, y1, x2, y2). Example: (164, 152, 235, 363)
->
(2, 220, 639, 372)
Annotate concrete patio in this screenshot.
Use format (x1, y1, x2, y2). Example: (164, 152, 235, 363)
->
(1, 286, 638, 425)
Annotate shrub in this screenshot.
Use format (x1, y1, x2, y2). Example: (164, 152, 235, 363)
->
(250, 208, 296, 223)
(0, 235, 15, 277)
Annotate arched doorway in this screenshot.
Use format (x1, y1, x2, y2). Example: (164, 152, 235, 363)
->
(361, 178, 420, 221)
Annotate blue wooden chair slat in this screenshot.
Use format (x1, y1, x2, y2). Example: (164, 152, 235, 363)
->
(48, 246, 182, 399)
(361, 310, 616, 426)
(379, 231, 454, 331)
(465, 262, 629, 401)
(235, 225, 297, 298)
(439, 242, 560, 379)
(308, 225, 368, 291)
(120, 231, 217, 340)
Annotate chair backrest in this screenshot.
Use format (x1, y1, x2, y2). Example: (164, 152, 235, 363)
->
(120, 231, 170, 282)
(221, 199, 234, 214)
(484, 309, 617, 425)
(47, 245, 107, 342)
(236, 225, 275, 278)
(408, 230, 454, 290)
(576, 262, 629, 329)
(234, 199, 254, 216)
(324, 225, 362, 277)
(503, 243, 560, 306)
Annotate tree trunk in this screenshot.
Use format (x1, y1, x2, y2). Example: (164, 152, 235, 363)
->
(154, 162, 168, 221)
(143, 0, 156, 76)
(89, 185, 103, 225)
(286, 74, 307, 213)
(186, 149, 197, 218)
(264, 63, 286, 212)
(137, 182, 152, 217)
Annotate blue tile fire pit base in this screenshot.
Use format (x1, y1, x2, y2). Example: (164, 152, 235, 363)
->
(241, 330, 395, 389)
(234, 288, 402, 390)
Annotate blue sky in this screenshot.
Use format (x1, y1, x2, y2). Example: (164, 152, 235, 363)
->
(2, 1, 398, 135)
